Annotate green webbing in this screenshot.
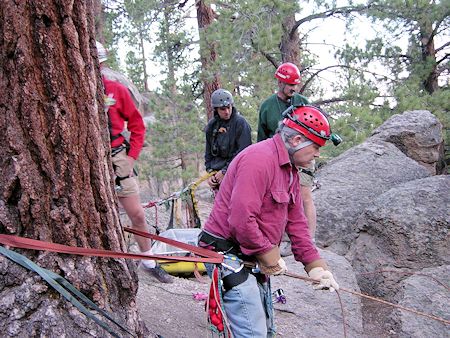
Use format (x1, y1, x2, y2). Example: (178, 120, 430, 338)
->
(0, 246, 135, 337)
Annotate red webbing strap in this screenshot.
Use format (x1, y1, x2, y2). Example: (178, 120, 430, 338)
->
(123, 227, 223, 259)
(0, 234, 223, 264)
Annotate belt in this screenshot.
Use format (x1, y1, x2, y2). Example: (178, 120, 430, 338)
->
(111, 144, 127, 157)
(198, 231, 240, 255)
(198, 231, 254, 262)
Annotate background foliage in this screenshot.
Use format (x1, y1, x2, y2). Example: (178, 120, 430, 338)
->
(99, 0, 449, 192)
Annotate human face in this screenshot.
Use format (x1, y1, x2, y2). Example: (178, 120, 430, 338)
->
(279, 82, 298, 100)
(217, 105, 232, 120)
(291, 137, 320, 167)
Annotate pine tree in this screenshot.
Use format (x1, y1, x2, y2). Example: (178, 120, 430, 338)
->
(0, 1, 144, 335)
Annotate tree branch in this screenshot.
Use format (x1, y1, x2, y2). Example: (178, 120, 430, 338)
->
(291, 4, 370, 35)
(250, 38, 279, 68)
(429, 10, 450, 41)
(435, 41, 450, 54)
(437, 53, 449, 65)
(311, 97, 353, 105)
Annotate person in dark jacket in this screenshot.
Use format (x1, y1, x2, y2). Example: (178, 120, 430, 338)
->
(205, 89, 252, 190)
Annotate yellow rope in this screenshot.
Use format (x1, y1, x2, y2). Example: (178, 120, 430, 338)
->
(189, 171, 217, 224)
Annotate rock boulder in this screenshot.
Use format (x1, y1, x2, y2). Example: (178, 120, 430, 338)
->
(347, 175, 450, 298)
(371, 110, 445, 175)
(314, 140, 430, 255)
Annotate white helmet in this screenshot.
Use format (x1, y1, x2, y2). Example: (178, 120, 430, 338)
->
(96, 41, 108, 63)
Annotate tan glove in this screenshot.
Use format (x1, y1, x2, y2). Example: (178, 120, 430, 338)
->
(308, 267, 339, 292)
(256, 246, 288, 275)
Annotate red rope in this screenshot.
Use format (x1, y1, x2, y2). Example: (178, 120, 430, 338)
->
(0, 233, 223, 264)
(335, 290, 348, 338)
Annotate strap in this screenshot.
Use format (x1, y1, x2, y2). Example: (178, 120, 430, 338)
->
(0, 246, 134, 338)
(298, 167, 314, 177)
(167, 200, 175, 230)
(124, 227, 223, 259)
(198, 231, 240, 255)
(0, 233, 223, 264)
(222, 268, 249, 292)
(111, 144, 126, 157)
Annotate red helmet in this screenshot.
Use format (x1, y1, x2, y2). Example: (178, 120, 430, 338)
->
(275, 62, 301, 85)
(282, 105, 331, 146)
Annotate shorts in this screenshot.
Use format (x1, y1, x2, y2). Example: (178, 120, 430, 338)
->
(111, 148, 139, 197)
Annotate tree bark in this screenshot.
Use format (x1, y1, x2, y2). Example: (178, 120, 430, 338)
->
(280, 14, 301, 64)
(420, 20, 438, 94)
(0, 1, 145, 336)
(93, 0, 105, 43)
(196, 0, 221, 121)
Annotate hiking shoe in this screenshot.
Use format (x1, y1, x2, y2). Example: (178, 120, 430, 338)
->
(141, 264, 174, 284)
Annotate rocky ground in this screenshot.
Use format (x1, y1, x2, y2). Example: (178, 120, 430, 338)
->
(130, 181, 447, 338)
(132, 184, 335, 338)
(135, 253, 366, 338)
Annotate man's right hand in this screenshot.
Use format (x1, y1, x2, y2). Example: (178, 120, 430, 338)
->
(259, 257, 287, 275)
(207, 176, 218, 188)
(256, 246, 287, 275)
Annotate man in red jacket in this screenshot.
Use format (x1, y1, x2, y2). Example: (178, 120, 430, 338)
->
(200, 105, 339, 337)
(98, 41, 172, 283)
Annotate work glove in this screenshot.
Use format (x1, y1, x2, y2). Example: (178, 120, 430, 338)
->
(256, 246, 288, 275)
(308, 267, 339, 292)
(259, 257, 287, 275)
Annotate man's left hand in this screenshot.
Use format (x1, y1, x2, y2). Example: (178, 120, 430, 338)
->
(308, 267, 339, 292)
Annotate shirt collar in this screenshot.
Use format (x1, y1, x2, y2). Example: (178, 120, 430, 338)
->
(273, 134, 291, 167)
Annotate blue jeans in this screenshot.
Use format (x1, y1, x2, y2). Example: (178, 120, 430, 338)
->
(206, 256, 276, 337)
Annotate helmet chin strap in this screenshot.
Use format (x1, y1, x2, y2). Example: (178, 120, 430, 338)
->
(287, 140, 313, 157)
(281, 132, 314, 162)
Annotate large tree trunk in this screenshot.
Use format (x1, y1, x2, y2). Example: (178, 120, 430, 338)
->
(196, 0, 221, 121)
(0, 1, 145, 336)
(93, 0, 105, 43)
(420, 20, 438, 94)
(280, 14, 301, 64)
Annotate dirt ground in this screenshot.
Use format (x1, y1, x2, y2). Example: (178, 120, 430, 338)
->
(134, 186, 306, 338)
(132, 185, 376, 338)
(136, 269, 210, 337)
(136, 268, 307, 338)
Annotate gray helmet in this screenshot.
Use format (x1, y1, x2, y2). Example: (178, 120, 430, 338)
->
(211, 89, 234, 108)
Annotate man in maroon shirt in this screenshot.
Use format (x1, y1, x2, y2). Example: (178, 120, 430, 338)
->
(98, 41, 172, 283)
(200, 105, 339, 337)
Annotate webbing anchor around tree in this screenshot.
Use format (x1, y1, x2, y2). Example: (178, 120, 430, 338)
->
(0, 246, 135, 338)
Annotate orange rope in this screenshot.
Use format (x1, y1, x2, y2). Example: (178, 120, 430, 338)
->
(283, 271, 450, 326)
(335, 290, 348, 338)
(358, 269, 450, 291)
(339, 286, 450, 325)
